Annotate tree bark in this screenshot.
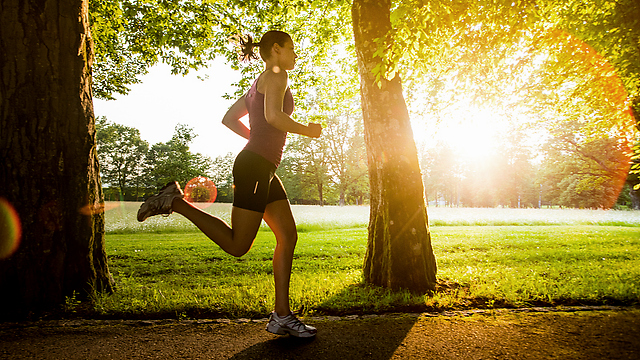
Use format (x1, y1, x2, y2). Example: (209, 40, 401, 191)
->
(352, 0, 437, 292)
(0, 0, 113, 315)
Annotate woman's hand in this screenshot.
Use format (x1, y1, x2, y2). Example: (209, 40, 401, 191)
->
(306, 123, 322, 138)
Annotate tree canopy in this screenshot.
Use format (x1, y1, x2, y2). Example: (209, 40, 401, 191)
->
(89, 0, 353, 102)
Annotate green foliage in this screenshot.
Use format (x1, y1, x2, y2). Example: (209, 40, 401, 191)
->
(630, 137, 640, 192)
(89, 0, 353, 103)
(145, 124, 213, 190)
(219, 0, 354, 108)
(96, 120, 213, 198)
(380, 0, 640, 108)
(280, 113, 369, 206)
(551, 0, 640, 113)
(279, 136, 331, 205)
(381, 0, 640, 155)
(90, 0, 234, 99)
(209, 152, 235, 202)
(420, 142, 461, 207)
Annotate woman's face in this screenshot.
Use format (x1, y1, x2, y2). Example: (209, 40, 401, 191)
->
(278, 39, 297, 71)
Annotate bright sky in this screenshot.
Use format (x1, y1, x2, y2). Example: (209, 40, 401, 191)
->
(93, 59, 248, 159)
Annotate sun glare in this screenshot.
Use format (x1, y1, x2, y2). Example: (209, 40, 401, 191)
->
(442, 108, 502, 160)
(411, 28, 636, 176)
(412, 102, 508, 164)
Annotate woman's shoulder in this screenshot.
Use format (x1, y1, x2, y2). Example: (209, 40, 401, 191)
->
(261, 68, 288, 80)
(257, 69, 288, 93)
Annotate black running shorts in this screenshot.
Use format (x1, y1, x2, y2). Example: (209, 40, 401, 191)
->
(232, 150, 287, 213)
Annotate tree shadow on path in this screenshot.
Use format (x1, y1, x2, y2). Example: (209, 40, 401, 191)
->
(229, 315, 419, 360)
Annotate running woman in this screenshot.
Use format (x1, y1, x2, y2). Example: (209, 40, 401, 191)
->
(137, 30, 321, 338)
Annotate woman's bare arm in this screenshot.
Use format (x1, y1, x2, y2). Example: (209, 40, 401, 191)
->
(222, 95, 251, 140)
(263, 71, 321, 138)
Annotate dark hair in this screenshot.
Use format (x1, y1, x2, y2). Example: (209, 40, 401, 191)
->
(240, 30, 292, 62)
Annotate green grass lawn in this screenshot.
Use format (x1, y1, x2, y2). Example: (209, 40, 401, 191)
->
(92, 225, 640, 319)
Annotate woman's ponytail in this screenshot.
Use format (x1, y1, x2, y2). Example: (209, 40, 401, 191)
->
(239, 35, 260, 62)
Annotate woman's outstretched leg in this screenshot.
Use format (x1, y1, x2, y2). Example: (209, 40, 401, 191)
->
(171, 198, 264, 257)
(136, 181, 263, 257)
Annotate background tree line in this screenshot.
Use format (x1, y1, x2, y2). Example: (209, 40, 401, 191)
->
(97, 111, 639, 210)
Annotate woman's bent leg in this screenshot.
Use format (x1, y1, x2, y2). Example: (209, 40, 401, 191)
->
(171, 198, 263, 257)
(262, 199, 297, 316)
(263, 199, 317, 337)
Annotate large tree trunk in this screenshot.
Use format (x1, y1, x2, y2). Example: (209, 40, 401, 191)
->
(0, 0, 113, 316)
(352, 0, 437, 292)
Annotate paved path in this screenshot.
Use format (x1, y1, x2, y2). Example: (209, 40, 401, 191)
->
(1, 308, 639, 359)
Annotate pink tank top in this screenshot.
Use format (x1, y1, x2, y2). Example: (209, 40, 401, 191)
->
(243, 76, 294, 167)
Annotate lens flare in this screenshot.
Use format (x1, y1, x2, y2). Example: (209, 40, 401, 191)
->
(79, 202, 106, 216)
(79, 201, 120, 216)
(184, 176, 217, 209)
(0, 198, 22, 259)
(554, 30, 636, 209)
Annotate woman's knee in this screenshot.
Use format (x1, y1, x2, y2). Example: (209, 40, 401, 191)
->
(278, 228, 298, 250)
(228, 233, 257, 257)
(228, 242, 252, 257)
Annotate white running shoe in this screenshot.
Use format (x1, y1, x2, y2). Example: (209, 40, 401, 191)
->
(266, 311, 317, 338)
(137, 181, 184, 222)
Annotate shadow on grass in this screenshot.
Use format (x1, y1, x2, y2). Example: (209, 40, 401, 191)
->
(310, 279, 468, 316)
